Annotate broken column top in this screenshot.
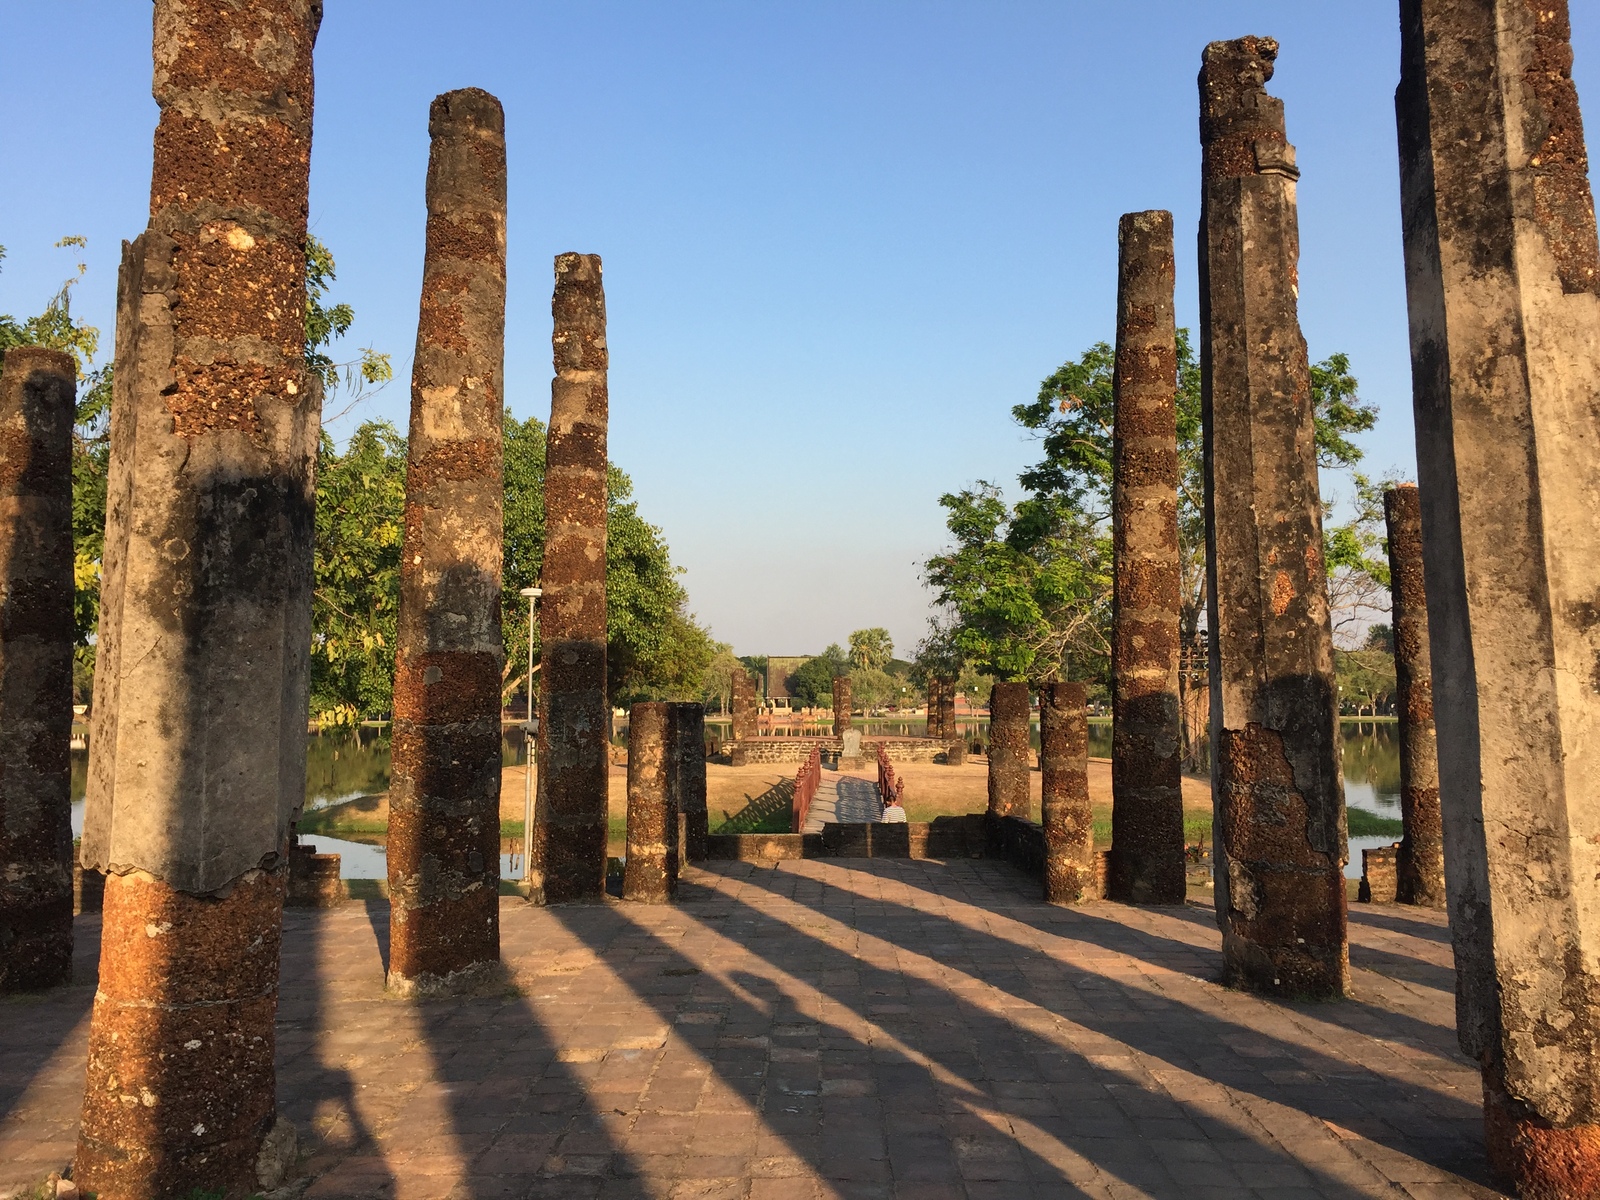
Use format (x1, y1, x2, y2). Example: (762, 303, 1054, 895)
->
(553, 253, 607, 373)
(430, 87, 504, 136)
(1199, 36, 1295, 182)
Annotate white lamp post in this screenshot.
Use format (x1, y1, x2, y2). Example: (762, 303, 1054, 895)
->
(519, 587, 541, 884)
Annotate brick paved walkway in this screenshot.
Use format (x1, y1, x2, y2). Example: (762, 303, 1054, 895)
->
(1, 859, 1499, 1199)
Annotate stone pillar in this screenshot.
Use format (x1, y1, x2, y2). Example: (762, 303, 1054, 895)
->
(1383, 484, 1443, 909)
(387, 89, 507, 993)
(1109, 209, 1187, 907)
(667, 701, 708, 862)
(0, 348, 75, 993)
(832, 675, 853, 737)
(76, 1, 321, 1192)
(925, 677, 943, 740)
(1397, 1, 1600, 1187)
(730, 668, 757, 743)
(624, 702, 676, 902)
(1041, 682, 1095, 903)
(1199, 36, 1348, 999)
(531, 253, 608, 904)
(940, 681, 958, 746)
(986, 681, 1031, 819)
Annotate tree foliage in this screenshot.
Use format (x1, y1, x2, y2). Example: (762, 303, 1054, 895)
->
(847, 627, 893, 670)
(309, 420, 407, 723)
(787, 644, 849, 708)
(311, 412, 716, 720)
(928, 329, 1386, 686)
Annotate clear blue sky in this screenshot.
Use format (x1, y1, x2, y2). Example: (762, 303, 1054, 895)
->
(5, 3, 1598, 659)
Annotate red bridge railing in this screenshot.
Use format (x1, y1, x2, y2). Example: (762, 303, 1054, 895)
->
(792, 745, 821, 832)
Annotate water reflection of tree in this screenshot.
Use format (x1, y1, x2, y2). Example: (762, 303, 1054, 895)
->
(303, 727, 391, 808)
(1340, 723, 1401, 799)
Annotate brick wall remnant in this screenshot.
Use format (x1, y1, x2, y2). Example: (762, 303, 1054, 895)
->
(75, 3, 322, 1190)
(1383, 485, 1443, 909)
(1041, 682, 1095, 903)
(667, 702, 708, 861)
(832, 675, 853, 737)
(0, 348, 75, 993)
(624, 703, 676, 902)
(1108, 210, 1187, 907)
(986, 682, 1031, 820)
(387, 88, 507, 993)
(1199, 35, 1349, 999)
(531, 253, 609, 904)
(1397, 1, 1600, 1189)
(1358, 846, 1398, 904)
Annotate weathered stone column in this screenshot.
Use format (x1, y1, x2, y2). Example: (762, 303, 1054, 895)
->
(1383, 484, 1443, 909)
(925, 677, 944, 740)
(624, 702, 676, 902)
(1109, 209, 1187, 907)
(1199, 36, 1348, 999)
(667, 701, 708, 862)
(832, 675, 853, 737)
(76, 1, 321, 1192)
(0, 348, 75, 993)
(939, 681, 957, 745)
(986, 682, 1031, 819)
(531, 253, 608, 904)
(1041, 682, 1094, 903)
(730, 668, 757, 742)
(1398, 2, 1600, 1187)
(387, 89, 507, 994)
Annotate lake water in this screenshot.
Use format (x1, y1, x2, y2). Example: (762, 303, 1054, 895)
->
(70, 720, 1401, 881)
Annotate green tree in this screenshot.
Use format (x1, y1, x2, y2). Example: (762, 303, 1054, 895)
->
(923, 487, 1112, 683)
(847, 627, 893, 670)
(309, 420, 407, 723)
(787, 644, 849, 708)
(700, 645, 742, 713)
(1334, 648, 1396, 716)
(304, 235, 392, 423)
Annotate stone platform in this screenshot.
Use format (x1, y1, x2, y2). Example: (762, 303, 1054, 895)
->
(0, 859, 1498, 1198)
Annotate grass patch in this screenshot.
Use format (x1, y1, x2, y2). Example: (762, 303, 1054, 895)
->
(712, 778, 795, 834)
(1347, 808, 1404, 837)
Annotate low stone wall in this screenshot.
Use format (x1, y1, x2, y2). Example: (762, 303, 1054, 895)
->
(705, 832, 822, 860)
(728, 737, 954, 765)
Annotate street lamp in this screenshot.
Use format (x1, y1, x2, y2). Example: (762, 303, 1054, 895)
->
(520, 587, 541, 884)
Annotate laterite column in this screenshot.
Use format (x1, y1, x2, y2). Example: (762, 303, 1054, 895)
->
(0, 348, 75, 992)
(531, 253, 609, 903)
(1109, 209, 1187, 906)
(1383, 485, 1443, 909)
(624, 703, 676, 902)
(832, 675, 852, 737)
(668, 702, 708, 862)
(1398, 1, 1600, 1189)
(1199, 36, 1348, 998)
(1041, 682, 1094, 903)
(387, 89, 507, 994)
(730, 668, 757, 744)
(76, 1, 322, 1192)
(925, 677, 944, 740)
(986, 682, 1030, 819)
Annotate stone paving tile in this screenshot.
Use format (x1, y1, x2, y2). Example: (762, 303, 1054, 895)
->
(0, 861, 1506, 1199)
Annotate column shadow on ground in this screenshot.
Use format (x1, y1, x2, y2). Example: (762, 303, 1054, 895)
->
(547, 872, 1438, 1200)
(276, 906, 395, 1196)
(707, 859, 1494, 1191)
(356, 897, 654, 1200)
(833, 776, 885, 822)
(0, 911, 98, 1177)
(1349, 905, 1454, 945)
